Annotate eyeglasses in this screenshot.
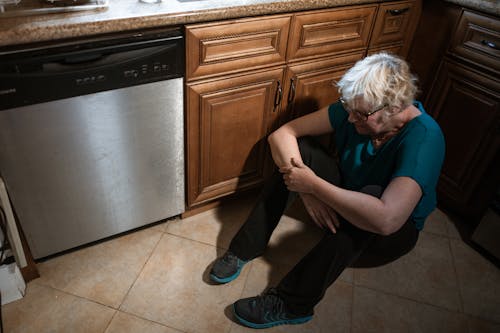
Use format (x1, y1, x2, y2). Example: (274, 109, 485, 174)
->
(339, 97, 388, 121)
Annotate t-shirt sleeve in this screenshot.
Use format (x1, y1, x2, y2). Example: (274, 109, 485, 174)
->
(328, 102, 347, 131)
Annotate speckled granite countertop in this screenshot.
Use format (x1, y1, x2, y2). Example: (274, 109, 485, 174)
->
(0, 0, 497, 48)
(0, 0, 385, 47)
(445, 0, 499, 16)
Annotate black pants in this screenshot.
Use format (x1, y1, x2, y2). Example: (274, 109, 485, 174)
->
(229, 137, 419, 315)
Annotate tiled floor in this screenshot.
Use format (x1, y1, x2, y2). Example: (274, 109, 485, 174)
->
(2, 193, 500, 333)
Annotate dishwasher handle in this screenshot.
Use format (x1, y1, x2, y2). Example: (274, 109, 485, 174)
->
(41, 44, 176, 74)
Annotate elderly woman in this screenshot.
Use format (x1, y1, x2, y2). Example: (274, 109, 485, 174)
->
(210, 53, 445, 329)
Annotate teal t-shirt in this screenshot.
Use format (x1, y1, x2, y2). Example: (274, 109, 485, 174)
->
(328, 101, 445, 230)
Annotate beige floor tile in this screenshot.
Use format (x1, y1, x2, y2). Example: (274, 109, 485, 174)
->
(120, 233, 249, 333)
(150, 220, 170, 233)
(450, 239, 500, 322)
(352, 286, 468, 333)
(34, 226, 163, 308)
(423, 209, 450, 237)
(467, 316, 500, 333)
(2, 283, 115, 333)
(230, 259, 352, 333)
(354, 232, 461, 311)
(241, 259, 292, 297)
(165, 194, 256, 250)
(105, 311, 183, 333)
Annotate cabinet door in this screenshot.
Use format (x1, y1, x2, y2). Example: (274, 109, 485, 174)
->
(369, 0, 421, 57)
(367, 44, 405, 57)
(284, 52, 364, 119)
(186, 68, 285, 208)
(282, 53, 363, 153)
(427, 60, 500, 222)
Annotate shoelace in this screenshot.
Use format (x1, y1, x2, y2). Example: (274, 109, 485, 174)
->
(223, 252, 237, 263)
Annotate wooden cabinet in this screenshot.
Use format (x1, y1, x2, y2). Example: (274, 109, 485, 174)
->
(419, 6, 500, 223)
(427, 61, 500, 222)
(186, 68, 284, 207)
(283, 52, 365, 119)
(185, 1, 421, 212)
(369, 0, 421, 57)
(185, 15, 291, 208)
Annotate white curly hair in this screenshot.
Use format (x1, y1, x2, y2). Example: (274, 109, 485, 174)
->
(337, 52, 418, 114)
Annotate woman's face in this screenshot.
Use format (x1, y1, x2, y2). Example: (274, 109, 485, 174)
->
(345, 97, 389, 136)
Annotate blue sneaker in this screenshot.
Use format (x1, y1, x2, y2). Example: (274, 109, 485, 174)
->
(233, 288, 313, 329)
(209, 251, 248, 284)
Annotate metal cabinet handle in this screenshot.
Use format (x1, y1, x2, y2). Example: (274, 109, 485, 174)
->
(274, 80, 282, 111)
(288, 78, 296, 103)
(387, 8, 409, 15)
(481, 39, 499, 50)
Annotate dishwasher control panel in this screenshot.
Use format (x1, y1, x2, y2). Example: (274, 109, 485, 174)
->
(0, 29, 184, 111)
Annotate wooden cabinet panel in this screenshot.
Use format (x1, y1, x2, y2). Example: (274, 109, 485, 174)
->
(286, 5, 377, 62)
(369, 0, 420, 57)
(427, 60, 500, 221)
(186, 15, 290, 80)
(186, 68, 284, 207)
(367, 44, 404, 56)
(449, 10, 500, 74)
(283, 51, 364, 119)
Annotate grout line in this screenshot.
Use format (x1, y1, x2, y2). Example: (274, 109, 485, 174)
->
(447, 237, 466, 314)
(30, 280, 117, 309)
(116, 231, 165, 311)
(163, 230, 230, 251)
(117, 309, 187, 333)
(102, 310, 119, 333)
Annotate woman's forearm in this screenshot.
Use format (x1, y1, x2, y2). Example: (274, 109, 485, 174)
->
(312, 178, 388, 234)
(309, 176, 418, 235)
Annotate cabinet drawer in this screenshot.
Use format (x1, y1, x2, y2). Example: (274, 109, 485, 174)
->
(369, 0, 420, 51)
(186, 15, 291, 80)
(287, 5, 377, 62)
(449, 10, 500, 74)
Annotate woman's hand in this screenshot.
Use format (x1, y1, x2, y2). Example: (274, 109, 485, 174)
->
(280, 158, 317, 193)
(300, 193, 340, 233)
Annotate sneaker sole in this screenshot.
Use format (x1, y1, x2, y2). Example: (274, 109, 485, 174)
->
(209, 269, 242, 284)
(232, 304, 313, 329)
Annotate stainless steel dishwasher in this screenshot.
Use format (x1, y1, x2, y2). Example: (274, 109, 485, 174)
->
(0, 28, 185, 259)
